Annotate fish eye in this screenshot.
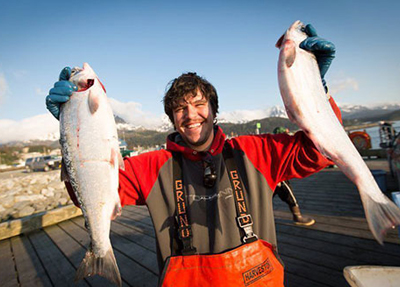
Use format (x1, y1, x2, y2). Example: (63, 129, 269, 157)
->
(71, 67, 83, 77)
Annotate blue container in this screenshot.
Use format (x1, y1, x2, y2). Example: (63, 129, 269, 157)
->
(371, 169, 387, 192)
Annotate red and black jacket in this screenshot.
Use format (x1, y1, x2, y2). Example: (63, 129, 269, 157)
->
(118, 97, 341, 271)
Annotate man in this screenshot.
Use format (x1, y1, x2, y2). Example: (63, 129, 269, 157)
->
(272, 127, 315, 226)
(46, 24, 339, 286)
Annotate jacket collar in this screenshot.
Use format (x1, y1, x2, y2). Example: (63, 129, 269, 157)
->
(166, 125, 226, 161)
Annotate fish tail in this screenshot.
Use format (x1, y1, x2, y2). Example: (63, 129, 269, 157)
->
(75, 248, 122, 287)
(362, 192, 400, 245)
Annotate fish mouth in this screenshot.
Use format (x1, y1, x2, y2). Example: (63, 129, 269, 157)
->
(86, 79, 95, 89)
(69, 63, 105, 93)
(70, 65, 96, 91)
(74, 78, 95, 92)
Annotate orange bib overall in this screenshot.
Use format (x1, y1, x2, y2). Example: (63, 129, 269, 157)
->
(161, 239, 284, 286)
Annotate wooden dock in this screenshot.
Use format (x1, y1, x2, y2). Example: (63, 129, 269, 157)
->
(1, 160, 400, 287)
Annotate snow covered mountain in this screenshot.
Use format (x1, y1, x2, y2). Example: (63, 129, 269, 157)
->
(1, 103, 399, 145)
(339, 103, 400, 120)
(114, 103, 400, 131)
(218, 105, 288, 124)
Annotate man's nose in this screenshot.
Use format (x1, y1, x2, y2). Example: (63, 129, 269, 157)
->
(186, 104, 197, 119)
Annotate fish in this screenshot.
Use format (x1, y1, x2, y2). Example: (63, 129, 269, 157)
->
(276, 20, 400, 244)
(59, 63, 123, 286)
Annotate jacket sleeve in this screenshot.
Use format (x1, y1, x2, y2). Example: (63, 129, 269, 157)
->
(118, 150, 172, 207)
(118, 157, 146, 206)
(231, 96, 342, 191)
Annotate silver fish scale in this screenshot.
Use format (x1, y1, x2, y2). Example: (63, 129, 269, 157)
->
(59, 134, 91, 233)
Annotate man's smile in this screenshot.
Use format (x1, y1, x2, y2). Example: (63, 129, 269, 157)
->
(185, 122, 203, 129)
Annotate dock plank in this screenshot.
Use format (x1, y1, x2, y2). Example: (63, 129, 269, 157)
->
(28, 229, 89, 287)
(276, 223, 400, 256)
(44, 224, 117, 287)
(0, 239, 19, 287)
(11, 235, 52, 287)
(123, 205, 150, 215)
(70, 217, 158, 275)
(110, 220, 157, 251)
(73, 216, 156, 251)
(277, 228, 400, 267)
(111, 231, 159, 275)
(1, 163, 399, 287)
(278, 240, 360, 272)
(121, 208, 154, 226)
(281, 256, 348, 287)
(274, 210, 400, 244)
(61, 217, 159, 286)
(117, 212, 155, 236)
(284, 271, 328, 287)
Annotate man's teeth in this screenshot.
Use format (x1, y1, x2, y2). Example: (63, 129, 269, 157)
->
(187, 123, 201, 128)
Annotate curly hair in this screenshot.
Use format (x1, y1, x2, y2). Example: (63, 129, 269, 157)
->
(163, 72, 219, 125)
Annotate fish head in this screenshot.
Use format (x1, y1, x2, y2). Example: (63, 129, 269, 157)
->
(276, 20, 309, 68)
(69, 63, 99, 91)
(275, 20, 307, 49)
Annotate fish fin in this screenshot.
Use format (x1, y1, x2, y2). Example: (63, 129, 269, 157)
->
(75, 248, 122, 287)
(275, 34, 285, 48)
(111, 202, 122, 220)
(110, 148, 117, 167)
(282, 39, 296, 68)
(60, 159, 70, 182)
(111, 147, 125, 170)
(118, 151, 125, 170)
(362, 192, 400, 245)
(88, 90, 100, 114)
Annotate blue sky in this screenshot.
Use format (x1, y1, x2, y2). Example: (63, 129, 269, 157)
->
(0, 0, 399, 126)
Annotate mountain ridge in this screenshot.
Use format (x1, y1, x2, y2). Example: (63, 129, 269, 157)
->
(2, 103, 400, 147)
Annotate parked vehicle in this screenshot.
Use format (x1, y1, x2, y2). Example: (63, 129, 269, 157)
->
(25, 155, 62, 172)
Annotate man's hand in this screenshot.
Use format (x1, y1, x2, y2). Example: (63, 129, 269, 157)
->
(300, 24, 335, 92)
(45, 67, 77, 119)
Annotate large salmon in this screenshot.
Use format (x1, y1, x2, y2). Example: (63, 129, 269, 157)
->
(59, 63, 123, 285)
(276, 20, 400, 244)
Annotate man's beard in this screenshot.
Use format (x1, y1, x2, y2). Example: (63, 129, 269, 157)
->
(184, 123, 214, 147)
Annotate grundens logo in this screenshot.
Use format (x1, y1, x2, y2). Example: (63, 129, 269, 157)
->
(242, 259, 273, 286)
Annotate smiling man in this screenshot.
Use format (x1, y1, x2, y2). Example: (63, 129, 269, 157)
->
(165, 72, 217, 151)
(46, 24, 339, 287)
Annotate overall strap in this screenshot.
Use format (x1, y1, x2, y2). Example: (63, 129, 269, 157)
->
(222, 143, 258, 243)
(171, 152, 197, 255)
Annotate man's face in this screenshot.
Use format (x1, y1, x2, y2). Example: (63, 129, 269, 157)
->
(173, 90, 214, 151)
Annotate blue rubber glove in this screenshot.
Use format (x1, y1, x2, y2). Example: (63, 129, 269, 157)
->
(45, 67, 77, 119)
(300, 24, 335, 92)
